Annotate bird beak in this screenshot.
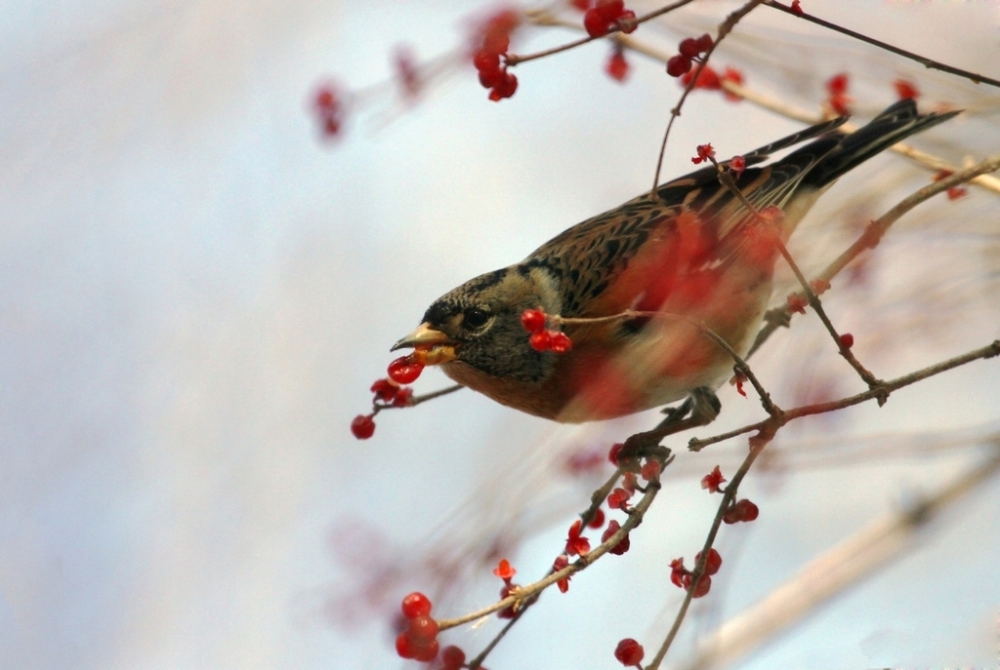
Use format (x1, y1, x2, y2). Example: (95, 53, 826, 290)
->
(391, 323, 456, 354)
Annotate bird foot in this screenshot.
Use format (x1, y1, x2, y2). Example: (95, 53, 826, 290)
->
(624, 387, 721, 454)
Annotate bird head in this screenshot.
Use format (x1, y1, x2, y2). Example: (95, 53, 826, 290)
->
(392, 263, 563, 382)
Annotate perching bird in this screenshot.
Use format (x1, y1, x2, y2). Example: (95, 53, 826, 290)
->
(392, 100, 957, 422)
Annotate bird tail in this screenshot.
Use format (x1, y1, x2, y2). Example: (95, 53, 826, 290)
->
(798, 99, 960, 189)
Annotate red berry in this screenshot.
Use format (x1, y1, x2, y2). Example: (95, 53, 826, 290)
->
(839, 332, 855, 349)
(401, 591, 432, 619)
(682, 64, 721, 89)
(350, 414, 376, 440)
(602, 520, 631, 555)
(370, 378, 399, 402)
(407, 615, 439, 641)
(729, 155, 746, 178)
(479, 68, 503, 89)
(322, 117, 341, 137)
(666, 55, 692, 77)
(489, 71, 518, 101)
(388, 355, 424, 384)
(827, 73, 849, 95)
(678, 37, 700, 59)
(694, 33, 714, 53)
(441, 646, 466, 670)
(570, 0, 591, 9)
(548, 331, 573, 353)
(396, 632, 417, 659)
(791, 0, 803, 15)
(412, 638, 439, 662)
(691, 573, 712, 598)
(596, 0, 625, 19)
(723, 498, 760, 524)
(696, 548, 723, 576)
(520, 308, 546, 333)
(608, 442, 624, 465)
(583, 8, 610, 37)
(529, 330, 552, 351)
(828, 93, 851, 116)
(669, 558, 687, 587)
(565, 519, 591, 556)
(391, 387, 414, 407)
(474, 50, 501, 74)
(315, 88, 336, 110)
(614, 638, 644, 667)
(606, 50, 629, 82)
(587, 508, 606, 529)
(607, 487, 632, 510)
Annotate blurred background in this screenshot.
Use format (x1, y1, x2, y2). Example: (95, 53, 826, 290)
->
(1, 1, 999, 669)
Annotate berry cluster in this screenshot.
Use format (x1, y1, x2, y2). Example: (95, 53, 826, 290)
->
(312, 84, 345, 138)
(826, 73, 851, 116)
(583, 0, 636, 38)
(395, 592, 441, 662)
(669, 548, 722, 598)
(614, 638, 645, 667)
(520, 309, 573, 353)
(472, 10, 520, 101)
(350, 355, 426, 440)
(933, 169, 969, 201)
(666, 33, 713, 78)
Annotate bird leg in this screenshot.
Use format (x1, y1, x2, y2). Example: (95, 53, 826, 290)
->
(622, 387, 721, 454)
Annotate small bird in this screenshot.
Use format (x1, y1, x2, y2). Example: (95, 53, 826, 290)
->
(392, 100, 957, 423)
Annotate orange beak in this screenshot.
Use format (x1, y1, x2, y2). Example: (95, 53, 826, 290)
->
(390, 323, 458, 364)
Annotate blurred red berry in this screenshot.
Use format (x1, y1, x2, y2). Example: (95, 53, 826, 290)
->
(681, 64, 721, 89)
(570, 0, 591, 9)
(640, 459, 661, 481)
(839, 332, 855, 349)
(553, 553, 571, 592)
(584, 7, 611, 36)
(350, 414, 376, 440)
(791, 0, 803, 15)
(401, 591, 433, 619)
(520, 308, 546, 333)
(729, 155, 746, 178)
(678, 37, 700, 59)
(606, 48, 629, 82)
(666, 55, 692, 77)
(412, 638, 439, 662)
(608, 442, 624, 465)
(587, 508, 606, 529)
(827, 73, 849, 95)
(617, 9, 637, 33)
(607, 487, 632, 510)
(894, 79, 919, 100)
(694, 33, 714, 53)
(701, 465, 726, 493)
(614, 638, 644, 667)
(722, 66, 745, 101)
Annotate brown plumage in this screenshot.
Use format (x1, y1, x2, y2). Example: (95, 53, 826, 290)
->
(393, 100, 957, 422)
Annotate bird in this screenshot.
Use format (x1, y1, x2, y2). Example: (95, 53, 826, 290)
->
(392, 100, 958, 423)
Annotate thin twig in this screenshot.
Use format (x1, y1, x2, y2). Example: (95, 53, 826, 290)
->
(747, 155, 1000, 356)
(690, 339, 1000, 451)
(651, 0, 766, 199)
(765, 0, 1000, 89)
(646, 422, 776, 669)
(370, 383, 463, 417)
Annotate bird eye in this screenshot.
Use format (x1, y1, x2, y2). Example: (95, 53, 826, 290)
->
(463, 307, 490, 329)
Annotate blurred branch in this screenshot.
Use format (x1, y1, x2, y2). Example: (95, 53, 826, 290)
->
(684, 441, 1000, 670)
(765, 0, 1000, 89)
